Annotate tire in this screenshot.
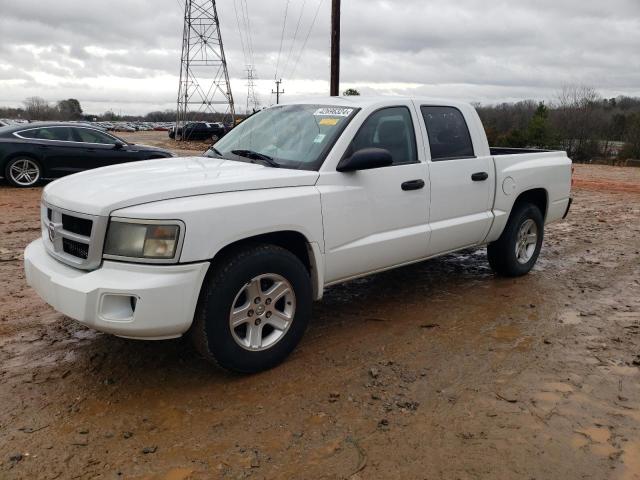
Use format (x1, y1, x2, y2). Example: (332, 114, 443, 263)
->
(487, 202, 544, 277)
(190, 244, 312, 373)
(210, 134, 220, 143)
(4, 157, 42, 188)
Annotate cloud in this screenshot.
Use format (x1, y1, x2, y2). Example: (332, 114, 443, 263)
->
(0, 0, 638, 114)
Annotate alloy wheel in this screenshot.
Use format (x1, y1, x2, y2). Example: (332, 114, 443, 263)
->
(229, 273, 296, 351)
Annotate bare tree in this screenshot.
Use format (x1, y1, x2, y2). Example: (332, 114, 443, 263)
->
(23, 96, 56, 121)
(551, 85, 604, 161)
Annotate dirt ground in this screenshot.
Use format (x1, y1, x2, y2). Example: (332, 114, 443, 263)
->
(0, 161, 639, 480)
(118, 131, 212, 158)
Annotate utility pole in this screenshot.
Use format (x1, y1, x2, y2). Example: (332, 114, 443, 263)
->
(330, 0, 340, 96)
(272, 79, 284, 104)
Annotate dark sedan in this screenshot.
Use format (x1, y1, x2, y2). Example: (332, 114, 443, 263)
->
(168, 121, 227, 141)
(0, 123, 174, 187)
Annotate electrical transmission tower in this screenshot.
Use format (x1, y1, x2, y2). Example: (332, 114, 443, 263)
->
(176, 0, 235, 138)
(245, 65, 260, 114)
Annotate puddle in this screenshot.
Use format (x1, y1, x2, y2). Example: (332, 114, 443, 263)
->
(492, 325, 521, 342)
(559, 310, 582, 325)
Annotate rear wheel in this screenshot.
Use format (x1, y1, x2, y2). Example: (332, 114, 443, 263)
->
(190, 244, 312, 373)
(487, 202, 544, 277)
(5, 157, 42, 188)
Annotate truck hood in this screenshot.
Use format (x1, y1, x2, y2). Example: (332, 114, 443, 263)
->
(43, 156, 320, 216)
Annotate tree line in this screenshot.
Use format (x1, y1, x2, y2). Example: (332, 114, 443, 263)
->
(476, 86, 640, 162)
(0, 97, 85, 122)
(0, 98, 233, 124)
(2, 87, 639, 162)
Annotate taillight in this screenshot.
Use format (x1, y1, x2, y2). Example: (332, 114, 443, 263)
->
(571, 166, 575, 187)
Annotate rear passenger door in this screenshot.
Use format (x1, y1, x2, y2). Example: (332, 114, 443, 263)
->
(417, 105, 495, 255)
(16, 126, 84, 177)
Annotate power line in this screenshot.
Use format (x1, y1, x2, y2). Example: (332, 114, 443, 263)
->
(241, 0, 256, 66)
(274, 0, 290, 80)
(282, 0, 307, 79)
(289, 0, 325, 79)
(233, 0, 248, 66)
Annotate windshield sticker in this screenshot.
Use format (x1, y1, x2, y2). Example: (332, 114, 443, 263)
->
(313, 107, 353, 117)
(313, 134, 326, 144)
(319, 118, 339, 126)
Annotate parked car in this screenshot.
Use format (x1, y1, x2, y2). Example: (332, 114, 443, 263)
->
(169, 121, 227, 141)
(24, 97, 572, 373)
(0, 122, 174, 187)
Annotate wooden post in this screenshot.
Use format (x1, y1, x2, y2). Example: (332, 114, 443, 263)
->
(330, 0, 340, 96)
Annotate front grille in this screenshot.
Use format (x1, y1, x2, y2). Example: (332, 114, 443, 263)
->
(62, 238, 89, 259)
(62, 214, 93, 236)
(41, 202, 107, 270)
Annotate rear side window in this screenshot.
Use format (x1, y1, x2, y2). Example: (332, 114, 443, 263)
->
(17, 127, 75, 141)
(348, 106, 417, 165)
(421, 106, 475, 161)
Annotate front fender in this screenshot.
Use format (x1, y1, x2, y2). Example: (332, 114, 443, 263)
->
(112, 186, 325, 279)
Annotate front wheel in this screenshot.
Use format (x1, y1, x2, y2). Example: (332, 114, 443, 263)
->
(190, 244, 312, 373)
(487, 202, 544, 277)
(5, 157, 42, 188)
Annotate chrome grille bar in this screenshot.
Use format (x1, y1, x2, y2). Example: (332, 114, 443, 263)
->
(41, 202, 108, 270)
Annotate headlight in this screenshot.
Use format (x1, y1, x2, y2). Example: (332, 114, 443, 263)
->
(103, 219, 184, 263)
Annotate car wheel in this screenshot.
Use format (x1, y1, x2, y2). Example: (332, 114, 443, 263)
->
(211, 134, 220, 143)
(487, 202, 544, 277)
(190, 244, 312, 373)
(5, 157, 42, 188)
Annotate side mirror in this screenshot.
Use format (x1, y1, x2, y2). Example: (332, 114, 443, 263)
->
(336, 148, 393, 172)
(113, 140, 126, 149)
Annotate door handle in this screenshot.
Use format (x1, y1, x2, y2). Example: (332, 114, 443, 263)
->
(471, 172, 489, 181)
(401, 179, 425, 191)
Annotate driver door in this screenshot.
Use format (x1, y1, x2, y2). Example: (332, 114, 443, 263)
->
(317, 104, 430, 284)
(70, 127, 126, 170)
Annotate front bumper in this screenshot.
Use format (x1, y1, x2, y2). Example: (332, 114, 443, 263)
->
(24, 238, 209, 340)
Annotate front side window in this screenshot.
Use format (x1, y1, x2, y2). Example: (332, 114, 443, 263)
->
(347, 106, 417, 165)
(421, 106, 475, 161)
(74, 128, 117, 144)
(211, 104, 359, 170)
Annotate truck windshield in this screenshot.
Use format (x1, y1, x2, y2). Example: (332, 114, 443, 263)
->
(207, 104, 359, 170)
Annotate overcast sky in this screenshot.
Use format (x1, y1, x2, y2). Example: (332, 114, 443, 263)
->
(1, 0, 639, 115)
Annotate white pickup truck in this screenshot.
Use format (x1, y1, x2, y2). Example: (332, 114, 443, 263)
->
(24, 96, 572, 372)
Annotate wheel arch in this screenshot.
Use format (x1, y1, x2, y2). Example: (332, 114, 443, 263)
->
(208, 230, 324, 301)
(512, 188, 548, 220)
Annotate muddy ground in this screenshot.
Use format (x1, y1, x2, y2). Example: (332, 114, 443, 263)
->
(118, 131, 212, 157)
(0, 162, 639, 480)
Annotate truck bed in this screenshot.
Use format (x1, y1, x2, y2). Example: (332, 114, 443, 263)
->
(490, 147, 555, 155)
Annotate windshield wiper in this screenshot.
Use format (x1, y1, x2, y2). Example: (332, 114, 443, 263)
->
(231, 149, 280, 168)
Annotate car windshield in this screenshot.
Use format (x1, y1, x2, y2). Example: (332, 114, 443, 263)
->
(207, 104, 358, 170)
